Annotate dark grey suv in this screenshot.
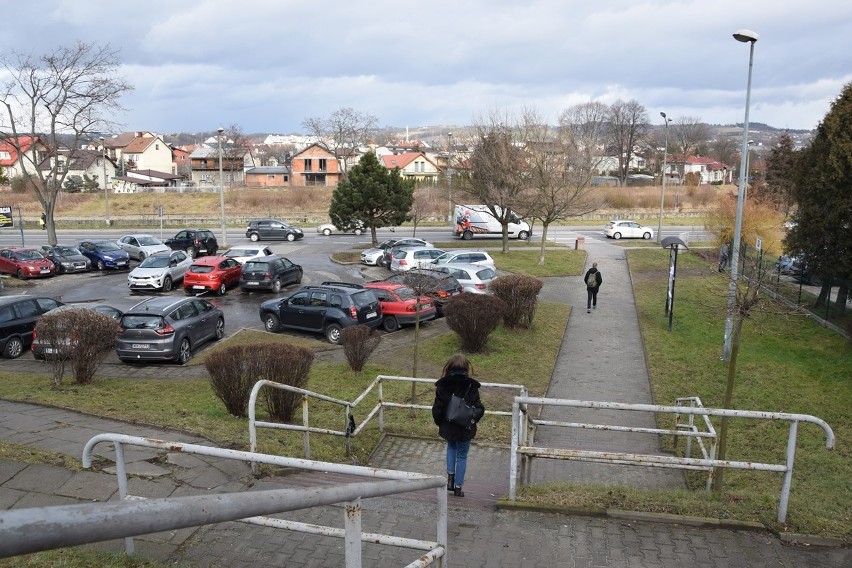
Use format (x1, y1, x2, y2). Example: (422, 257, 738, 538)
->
(0, 295, 64, 358)
(116, 296, 224, 364)
(246, 219, 304, 242)
(164, 229, 218, 259)
(258, 282, 382, 344)
(240, 255, 303, 293)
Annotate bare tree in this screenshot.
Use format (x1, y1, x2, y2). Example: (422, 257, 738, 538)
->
(221, 124, 250, 187)
(0, 42, 133, 243)
(607, 100, 649, 186)
(709, 136, 740, 173)
(302, 107, 378, 175)
(670, 117, 711, 204)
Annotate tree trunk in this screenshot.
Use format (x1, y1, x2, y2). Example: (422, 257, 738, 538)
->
(538, 223, 550, 265)
(712, 316, 743, 493)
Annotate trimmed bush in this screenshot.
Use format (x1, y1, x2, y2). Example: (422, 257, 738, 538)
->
(340, 325, 381, 372)
(490, 274, 543, 329)
(443, 293, 507, 353)
(205, 343, 314, 419)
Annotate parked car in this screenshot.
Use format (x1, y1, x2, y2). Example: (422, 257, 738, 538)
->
(0, 247, 57, 279)
(604, 220, 655, 240)
(78, 240, 130, 271)
(360, 238, 432, 266)
(183, 256, 242, 295)
(31, 303, 123, 360)
(317, 220, 364, 236)
(127, 250, 193, 292)
(164, 229, 218, 258)
(389, 246, 445, 272)
(259, 282, 382, 344)
(240, 255, 303, 293)
(434, 263, 498, 294)
(379, 269, 463, 317)
(116, 296, 224, 364)
(39, 245, 91, 274)
(453, 204, 532, 240)
(118, 234, 170, 261)
(246, 219, 304, 242)
(221, 246, 274, 264)
(363, 281, 436, 332)
(0, 295, 64, 358)
(430, 250, 496, 270)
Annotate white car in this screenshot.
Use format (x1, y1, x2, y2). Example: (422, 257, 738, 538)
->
(127, 250, 193, 292)
(221, 246, 274, 264)
(604, 220, 655, 240)
(430, 250, 496, 270)
(434, 263, 497, 294)
(361, 238, 433, 266)
(118, 234, 170, 261)
(317, 221, 364, 236)
(390, 246, 445, 272)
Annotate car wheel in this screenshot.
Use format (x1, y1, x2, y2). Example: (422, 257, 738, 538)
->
(55, 264, 64, 274)
(296, 271, 303, 284)
(186, 247, 197, 259)
(95, 259, 106, 270)
(16, 269, 26, 280)
(382, 316, 399, 332)
(286, 233, 295, 242)
(613, 232, 622, 240)
(184, 287, 194, 296)
(325, 323, 342, 344)
(217, 282, 227, 296)
(462, 230, 473, 240)
(272, 278, 282, 293)
(138, 252, 146, 261)
(322, 228, 332, 236)
(353, 228, 363, 236)
(249, 233, 260, 242)
(215, 318, 225, 340)
(3, 336, 24, 359)
(517, 230, 530, 240)
(642, 232, 652, 240)
(162, 276, 173, 292)
(176, 338, 191, 364)
(263, 313, 281, 332)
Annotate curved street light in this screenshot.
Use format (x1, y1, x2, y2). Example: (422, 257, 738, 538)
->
(723, 29, 759, 360)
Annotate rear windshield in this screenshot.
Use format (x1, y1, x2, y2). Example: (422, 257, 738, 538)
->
(120, 314, 164, 329)
(476, 268, 496, 279)
(189, 265, 214, 273)
(351, 290, 377, 307)
(395, 287, 416, 300)
(243, 261, 270, 272)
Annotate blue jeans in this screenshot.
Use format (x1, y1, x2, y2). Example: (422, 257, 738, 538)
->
(446, 439, 471, 487)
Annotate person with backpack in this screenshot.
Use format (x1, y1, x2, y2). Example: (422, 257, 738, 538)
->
(431, 354, 485, 498)
(584, 262, 603, 313)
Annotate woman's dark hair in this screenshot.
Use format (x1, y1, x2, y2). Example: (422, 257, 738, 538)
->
(442, 353, 472, 377)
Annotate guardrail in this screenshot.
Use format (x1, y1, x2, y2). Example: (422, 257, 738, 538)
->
(0, 433, 448, 567)
(509, 397, 835, 523)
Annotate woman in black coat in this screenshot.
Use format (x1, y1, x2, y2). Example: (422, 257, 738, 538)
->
(431, 354, 485, 497)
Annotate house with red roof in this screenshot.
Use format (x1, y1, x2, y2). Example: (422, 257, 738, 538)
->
(668, 155, 732, 184)
(101, 131, 173, 175)
(381, 152, 440, 182)
(0, 136, 51, 178)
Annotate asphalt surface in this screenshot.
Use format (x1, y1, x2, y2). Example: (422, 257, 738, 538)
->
(0, 230, 848, 567)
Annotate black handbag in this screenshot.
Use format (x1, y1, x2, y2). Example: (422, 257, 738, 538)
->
(446, 384, 476, 428)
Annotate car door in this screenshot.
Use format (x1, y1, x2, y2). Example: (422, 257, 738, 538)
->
(171, 251, 191, 280)
(11, 299, 42, 348)
(625, 222, 639, 238)
(119, 236, 139, 258)
(172, 300, 200, 346)
(0, 249, 13, 275)
(278, 290, 320, 330)
(222, 259, 242, 285)
(190, 299, 218, 342)
(276, 258, 300, 285)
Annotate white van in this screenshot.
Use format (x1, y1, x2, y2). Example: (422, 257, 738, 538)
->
(453, 205, 532, 240)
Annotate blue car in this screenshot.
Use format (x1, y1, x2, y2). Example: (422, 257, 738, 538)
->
(78, 240, 130, 271)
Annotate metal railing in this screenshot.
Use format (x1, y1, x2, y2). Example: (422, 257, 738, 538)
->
(248, 375, 527, 461)
(0, 433, 448, 567)
(508, 396, 835, 523)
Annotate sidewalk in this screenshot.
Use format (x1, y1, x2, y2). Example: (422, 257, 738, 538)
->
(0, 236, 848, 566)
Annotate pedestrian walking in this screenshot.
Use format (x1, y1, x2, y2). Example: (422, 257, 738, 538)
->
(431, 354, 485, 498)
(584, 262, 602, 313)
(718, 243, 729, 272)
(39, 213, 46, 230)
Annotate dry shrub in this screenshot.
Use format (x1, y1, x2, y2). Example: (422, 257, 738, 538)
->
(443, 293, 507, 353)
(705, 193, 787, 254)
(490, 274, 543, 329)
(35, 309, 119, 388)
(205, 343, 314, 419)
(340, 325, 381, 372)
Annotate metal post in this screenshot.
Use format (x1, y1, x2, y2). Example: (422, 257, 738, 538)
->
(657, 113, 671, 243)
(509, 400, 520, 501)
(344, 499, 362, 568)
(723, 30, 759, 361)
(217, 127, 227, 247)
(113, 442, 134, 555)
(778, 421, 799, 523)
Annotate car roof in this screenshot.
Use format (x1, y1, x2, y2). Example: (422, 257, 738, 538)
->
(191, 255, 228, 266)
(126, 296, 195, 314)
(123, 233, 156, 238)
(149, 250, 180, 257)
(438, 262, 496, 274)
(0, 295, 61, 307)
(364, 281, 404, 291)
(242, 254, 287, 263)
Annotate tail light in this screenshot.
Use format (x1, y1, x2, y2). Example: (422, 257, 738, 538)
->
(437, 290, 449, 299)
(349, 306, 358, 319)
(154, 323, 175, 336)
(32, 328, 38, 340)
(398, 259, 408, 266)
(194, 239, 201, 246)
(406, 304, 417, 313)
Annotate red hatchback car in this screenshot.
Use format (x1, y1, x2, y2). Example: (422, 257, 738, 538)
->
(183, 256, 242, 295)
(363, 281, 436, 332)
(0, 247, 56, 279)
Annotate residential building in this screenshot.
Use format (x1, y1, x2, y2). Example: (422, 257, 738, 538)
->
(290, 144, 342, 187)
(188, 145, 253, 187)
(381, 152, 441, 182)
(668, 155, 732, 184)
(0, 136, 50, 177)
(38, 149, 116, 190)
(244, 166, 291, 188)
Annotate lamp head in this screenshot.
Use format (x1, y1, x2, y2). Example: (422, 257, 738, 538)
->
(660, 112, 666, 118)
(733, 29, 759, 43)
(217, 127, 224, 134)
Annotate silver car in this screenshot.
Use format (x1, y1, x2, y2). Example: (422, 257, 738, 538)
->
(389, 246, 445, 272)
(430, 250, 496, 270)
(118, 234, 171, 260)
(116, 296, 224, 364)
(127, 250, 192, 292)
(221, 246, 274, 264)
(434, 263, 497, 294)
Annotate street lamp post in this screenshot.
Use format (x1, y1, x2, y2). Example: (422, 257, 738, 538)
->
(723, 29, 759, 361)
(447, 132, 453, 222)
(744, 139, 753, 201)
(100, 137, 110, 225)
(217, 127, 227, 247)
(657, 112, 671, 243)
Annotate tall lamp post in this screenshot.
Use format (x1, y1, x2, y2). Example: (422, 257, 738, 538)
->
(722, 29, 759, 361)
(217, 127, 227, 247)
(447, 132, 453, 222)
(99, 137, 110, 225)
(657, 112, 671, 243)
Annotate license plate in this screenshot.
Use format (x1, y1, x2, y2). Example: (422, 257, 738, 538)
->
(131, 344, 149, 349)
(247, 281, 259, 286)
(43, 347, 57, 354)
(41, 268, 50, 273)
(366, 311, 377, 319)
(193, 285, 206, 290)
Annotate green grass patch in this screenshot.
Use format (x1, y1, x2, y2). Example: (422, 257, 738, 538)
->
(0, 548, 182, 568)
(0, 441, 83, 470)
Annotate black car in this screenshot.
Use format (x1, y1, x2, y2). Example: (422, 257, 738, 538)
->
(0, 295, 64, 358)
(164, 229, 218, 259)
(379, 268, 463, 317)
(259, 282, 382, 344)
(246, 219, 304, 242)
(240, 255, 303, 293)
(40, 245, 91, 273)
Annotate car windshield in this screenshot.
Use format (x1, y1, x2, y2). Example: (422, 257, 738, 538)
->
(121, 314, 164, 329)
(243, 261, 269, 271)
(56, 247, 81, 255)
(136, 236, 161, 246)
(433, 253, 451, 264)
(351, 290, 377, 307)
(17, 250, 43, 260)
(139, 256, 170, 268)
(189, 265, 214, 273)
(95, 242, 121, 252)
(225, 249, 256, 257)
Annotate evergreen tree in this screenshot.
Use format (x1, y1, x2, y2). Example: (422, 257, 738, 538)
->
(758, 133, 798, 215)
(329, 152, 414, 245)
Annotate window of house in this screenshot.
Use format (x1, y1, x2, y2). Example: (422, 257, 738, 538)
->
(267, 174, 275, 179)
(155, 144, 159, 150)
(318, 159, 326, 171)
(304, 159, 313, 172)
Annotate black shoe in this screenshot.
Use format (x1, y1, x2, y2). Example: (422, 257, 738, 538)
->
(453, 487, 464, 497)
(447, 473, 455, 492)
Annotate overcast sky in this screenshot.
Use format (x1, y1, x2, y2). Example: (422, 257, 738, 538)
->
(5, 1, 851, 136)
